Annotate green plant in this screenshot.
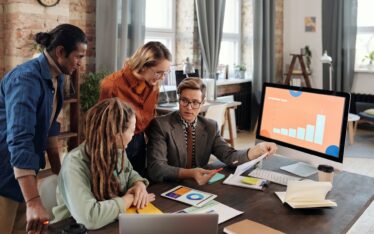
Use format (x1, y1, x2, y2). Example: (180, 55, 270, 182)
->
(362, 51, 374, 65)
(304, 45, 312, 71)
(80, 72, 108, 112)
(235, 64, 246, 71)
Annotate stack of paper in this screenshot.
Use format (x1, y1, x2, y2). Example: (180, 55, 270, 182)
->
(175, 200, 243, 224)
(223, 174, 265, 190)
(275, 180, 337, 208)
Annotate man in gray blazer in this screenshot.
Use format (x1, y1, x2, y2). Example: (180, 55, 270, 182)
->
(147, 78, 277, 185)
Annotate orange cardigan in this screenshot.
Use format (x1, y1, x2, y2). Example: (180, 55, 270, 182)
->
(99, 66, 159, 134)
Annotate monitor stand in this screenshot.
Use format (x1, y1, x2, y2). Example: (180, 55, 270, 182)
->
(280, 162, 317, 177)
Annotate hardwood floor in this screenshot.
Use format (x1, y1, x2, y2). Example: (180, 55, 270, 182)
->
(233, 130, 374, 234)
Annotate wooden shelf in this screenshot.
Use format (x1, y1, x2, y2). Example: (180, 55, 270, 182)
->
(59, 131, 78, 139)
(37, 168, 53, 179)
(63, 97, 78, 103)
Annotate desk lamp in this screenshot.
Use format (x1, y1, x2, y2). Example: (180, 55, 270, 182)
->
(321, 50, 333, 90)
(183, 57, 195, 77)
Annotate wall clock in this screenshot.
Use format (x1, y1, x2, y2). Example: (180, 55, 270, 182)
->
(37, 0, 60, 7)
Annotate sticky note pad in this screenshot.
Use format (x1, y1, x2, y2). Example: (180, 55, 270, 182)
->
(241, 177, 260, 185)
(137, 203, 163, 214)
(208, 173, 225, 184)
(126, 207, 137, 214)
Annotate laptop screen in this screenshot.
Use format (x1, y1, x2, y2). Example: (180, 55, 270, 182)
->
(119, 213, 218, 234)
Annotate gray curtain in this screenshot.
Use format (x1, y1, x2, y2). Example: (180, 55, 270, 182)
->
(252, 0, 275, 130)
(195, 0, 226, 99)
(96, 0, 145, 72)
(322, 0, 357, 92)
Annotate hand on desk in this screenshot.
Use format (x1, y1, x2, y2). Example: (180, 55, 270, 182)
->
(248, 142, 277, 161)
(192, 168, 218, 185)
(126, 181, 155, 209)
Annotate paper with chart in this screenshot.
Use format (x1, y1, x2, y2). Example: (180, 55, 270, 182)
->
(234, 153, 268, 176)
(161, 185, 217, 207)
(175, 200, 243, 224)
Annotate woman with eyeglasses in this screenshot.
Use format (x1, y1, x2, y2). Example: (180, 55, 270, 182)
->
(100, 42, 172, 176)
(146, 78, 277, 185)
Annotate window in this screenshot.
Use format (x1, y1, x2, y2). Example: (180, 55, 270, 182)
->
(355, 0, 374, 68)
(218, 0, 242, 77)
(145, 0, 176, 60)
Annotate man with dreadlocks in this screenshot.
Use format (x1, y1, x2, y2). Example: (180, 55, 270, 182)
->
(52, 98, 154, 230)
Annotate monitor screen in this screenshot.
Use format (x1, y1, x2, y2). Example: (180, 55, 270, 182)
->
(256, 83, 350, 164)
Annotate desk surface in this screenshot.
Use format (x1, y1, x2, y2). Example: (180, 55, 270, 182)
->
(48, 156, 374, 234)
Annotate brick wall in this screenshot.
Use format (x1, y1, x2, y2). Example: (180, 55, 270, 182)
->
(275, 0, 284, 83)
(0, 0, 96, 157)
(0, 0, 95, 77)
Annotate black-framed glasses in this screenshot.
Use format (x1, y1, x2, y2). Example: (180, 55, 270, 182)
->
(179, 97, 202, 109)
(150, 67, 170, 79)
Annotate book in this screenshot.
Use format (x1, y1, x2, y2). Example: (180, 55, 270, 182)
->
(175, 200, 243, 224)
(223, 174, 266, 190)
(161, 185, 217, 207)
(223, 219, 285, 234)
(274, 180, 337, 209)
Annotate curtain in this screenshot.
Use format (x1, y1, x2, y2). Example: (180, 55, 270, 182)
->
(96, 0, 146, 73)
(252, 0, 275, 130)
(195, 0, 226, 99)
(322, 0, 358, 92)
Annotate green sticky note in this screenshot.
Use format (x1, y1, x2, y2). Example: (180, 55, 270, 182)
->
(241, 177, 260, 185)
(208, 173, 225, 184)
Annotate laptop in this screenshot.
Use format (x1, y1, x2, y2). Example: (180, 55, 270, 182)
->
(119, 213, 218, 234)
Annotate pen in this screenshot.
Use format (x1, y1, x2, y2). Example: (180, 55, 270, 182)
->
(212, 168, 223, 173)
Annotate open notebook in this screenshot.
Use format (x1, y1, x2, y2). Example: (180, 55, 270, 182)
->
(275, 180, 337, 208)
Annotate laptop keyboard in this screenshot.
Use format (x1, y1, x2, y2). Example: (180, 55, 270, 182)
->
(248, 168, 302, 186)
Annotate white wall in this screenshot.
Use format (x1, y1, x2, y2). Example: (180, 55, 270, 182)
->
(283, 0, 323, 88)
(352, 70, 374, 94)
(283, 1, 374, 92)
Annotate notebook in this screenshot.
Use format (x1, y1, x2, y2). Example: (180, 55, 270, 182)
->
(224, 219, 285, 234)
(275, 180, 337, 208)
(119, 213, 218, 234)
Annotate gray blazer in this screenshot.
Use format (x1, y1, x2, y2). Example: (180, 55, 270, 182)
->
(146, 111, 248, 182)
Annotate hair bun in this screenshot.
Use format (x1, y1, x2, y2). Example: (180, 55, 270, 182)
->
(35, 32, 51, 47)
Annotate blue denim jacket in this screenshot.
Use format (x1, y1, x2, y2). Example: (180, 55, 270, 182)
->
(0, 54, 64, 202)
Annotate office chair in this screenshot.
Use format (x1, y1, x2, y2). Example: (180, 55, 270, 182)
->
(38, 174, 58, 218)
(205, 103, 227, 135)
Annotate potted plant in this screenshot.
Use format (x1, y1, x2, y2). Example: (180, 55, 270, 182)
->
(362, 51, 374, 67)
(304, 45, 312, 72)
(80, 72, 108, 112)
(234, 64, 246, 79)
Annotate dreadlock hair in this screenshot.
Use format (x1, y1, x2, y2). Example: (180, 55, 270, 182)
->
(84, 98, 135, 201)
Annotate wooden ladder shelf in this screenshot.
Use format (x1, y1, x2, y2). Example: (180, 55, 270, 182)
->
(284, 54, 311, 87)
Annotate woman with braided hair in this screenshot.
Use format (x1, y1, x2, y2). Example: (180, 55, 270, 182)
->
(52, 98, 155, 230)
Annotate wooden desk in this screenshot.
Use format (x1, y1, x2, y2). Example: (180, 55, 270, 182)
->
(156, 101, 241, 147)
(48, 156, 374, 234)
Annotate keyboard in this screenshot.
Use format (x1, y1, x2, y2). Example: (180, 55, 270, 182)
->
(248, 168, 302, 186)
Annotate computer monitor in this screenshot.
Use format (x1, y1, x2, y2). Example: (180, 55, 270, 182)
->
(175, 69, 199, 87)
(256, 83, 350, 175)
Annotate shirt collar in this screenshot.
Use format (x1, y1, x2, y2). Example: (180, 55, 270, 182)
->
(179, 114, 198, 128)
(44, 50, 63, 78)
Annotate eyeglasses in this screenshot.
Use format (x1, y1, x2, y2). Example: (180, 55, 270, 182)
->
(150, 67, 170, 79)
(179, 97, 202, 109)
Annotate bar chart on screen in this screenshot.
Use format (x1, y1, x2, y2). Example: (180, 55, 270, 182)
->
(272, 114, 326, 145)
(259, 88, 345, 157)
